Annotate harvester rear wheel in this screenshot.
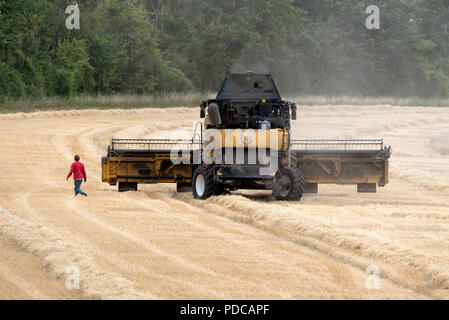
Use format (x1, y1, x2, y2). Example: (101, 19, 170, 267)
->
(272, 167, 304, 201)
(192, 166, 219, 200)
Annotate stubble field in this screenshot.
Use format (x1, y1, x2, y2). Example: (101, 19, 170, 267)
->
(0, 105, 448, 299)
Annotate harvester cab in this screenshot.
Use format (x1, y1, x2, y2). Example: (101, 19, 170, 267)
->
(200, 72, 297, 130)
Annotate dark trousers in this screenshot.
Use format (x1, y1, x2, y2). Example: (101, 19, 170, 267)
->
(74, 179, 86, 196)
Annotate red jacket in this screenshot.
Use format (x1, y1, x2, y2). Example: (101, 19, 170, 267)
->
(67, 161, 87, 180)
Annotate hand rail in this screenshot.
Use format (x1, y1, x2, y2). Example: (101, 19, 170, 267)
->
(291, 139, 384, 151)
(111, 138, 202, 151)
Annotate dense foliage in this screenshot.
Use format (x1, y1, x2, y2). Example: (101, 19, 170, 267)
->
(1, 0, 449, 99)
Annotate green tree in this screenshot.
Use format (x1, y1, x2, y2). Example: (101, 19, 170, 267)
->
(2, 0, 449, 99)
(84, 0, 191, 93)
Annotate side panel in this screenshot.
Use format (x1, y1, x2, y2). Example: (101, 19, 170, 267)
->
(101, 156, 110, 183)
(294, 151, 388, 186)
(102, 151, 192, 185)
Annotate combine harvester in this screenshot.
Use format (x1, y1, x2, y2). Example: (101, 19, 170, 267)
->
(101, 72, 391, 200)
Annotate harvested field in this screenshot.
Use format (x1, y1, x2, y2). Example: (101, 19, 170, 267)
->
(0, 105, 448, 299)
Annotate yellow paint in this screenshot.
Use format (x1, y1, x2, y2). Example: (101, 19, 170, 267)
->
(204, 128, 287, 150)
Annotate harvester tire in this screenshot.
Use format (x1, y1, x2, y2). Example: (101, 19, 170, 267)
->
(290, 153, 298, 168)
(192, 166, 219, 200)
(272, 167, 305, 201)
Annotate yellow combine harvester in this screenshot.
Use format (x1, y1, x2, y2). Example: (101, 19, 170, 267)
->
(102, 72, 391, 200)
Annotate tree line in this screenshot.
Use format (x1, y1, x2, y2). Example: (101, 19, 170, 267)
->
(1, 0, 449, 99)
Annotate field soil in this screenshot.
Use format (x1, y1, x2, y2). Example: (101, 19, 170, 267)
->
(0, 105, 448, 299)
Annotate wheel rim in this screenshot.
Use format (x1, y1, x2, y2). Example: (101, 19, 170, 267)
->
(276, 174, 291, 198)
(195, 174, 206, 197)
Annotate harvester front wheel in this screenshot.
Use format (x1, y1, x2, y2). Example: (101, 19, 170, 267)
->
(192, 166, 219, 200)
(272, 167, 304, 201)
